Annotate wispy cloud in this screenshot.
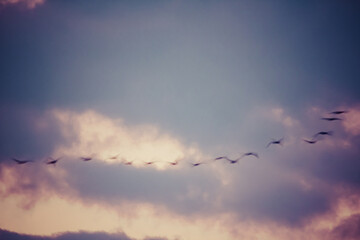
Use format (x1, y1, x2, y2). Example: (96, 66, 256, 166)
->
(0, 0, 45, 9)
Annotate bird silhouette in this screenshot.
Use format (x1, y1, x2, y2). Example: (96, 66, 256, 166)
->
(303, 139, 317, 144)
(223, 157, 241, 164)
(214, 156, 227, 161)
(313, 131, 333, 139)
(80, 156, 92, 161)
(46, 157, 62, 165)
(12, 158, 33, 164)
(144, 161, 157, 165)
(241, 152, 259, 159)
(266, 138, 284, 148)
(329, 110, 348, 115)
(168, 161, 179, 166)
(190, 162, 205, 167)
(123, 160, 133, 165)
(321, 117, 342, 121)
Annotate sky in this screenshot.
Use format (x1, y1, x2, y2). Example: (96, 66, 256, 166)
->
(1, 0, 360, 239)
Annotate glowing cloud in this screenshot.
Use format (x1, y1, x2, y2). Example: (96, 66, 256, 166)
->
(51, 109, 205, 169)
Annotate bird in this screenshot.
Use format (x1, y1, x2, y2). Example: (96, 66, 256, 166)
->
(266, 138, 284, 148)
(123, 160, 133, 166)
(144, 161, 157, 165)
(214, 156, 227, 161)
(108, 154, 119, 160)
(241, 152, 259, 159)
(321, 117, 342, 121)
(223, 157, 241, 164)
(303, 139, 317, 144)
(168, 161, 179, 166)
(313, 131, 333, 139)
(46, 157, 62, 165)
(12, 158, 33, 164)
(80, 156, 92, 161)
(190, 162, 205, 167)
(329, 110, 348, 115)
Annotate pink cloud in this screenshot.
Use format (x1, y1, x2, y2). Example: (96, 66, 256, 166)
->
(50, 109, 206, 169)
(2, 106, 360, 240)
(0, 0, 45, 9)
(342, 107, 360, 136)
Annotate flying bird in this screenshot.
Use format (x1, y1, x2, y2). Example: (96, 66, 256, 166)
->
(46, 157, 62, 165)
(190, 162, 205, 167)
(168, 161, 179, 166)
(313, 131, 333, 139)
(223, 157, 241, 164)
(303, 139, 317, 144)
(329, 110, 348, 115)
(123, 160, 133, 165)
(214, 156, 227, 161)
(241, 152, 259, 159)
(144, 161, 157, 165)
(266, 138, 284, 148)
(12, 158, 33, 164)
(80, 156, 92, 161)
(108, 154, 119, 160)
(321, 117, 342, 121)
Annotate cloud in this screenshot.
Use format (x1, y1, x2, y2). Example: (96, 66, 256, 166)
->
(51, 109, 205, 169)
(329, 214, 360, 240)
(0, 228, 167, 240)
(0, 0, 45, 9)
(1, 105, 360, 239)
(342, 106, 360, 136)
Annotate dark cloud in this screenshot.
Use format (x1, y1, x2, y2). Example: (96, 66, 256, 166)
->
(221, 160, 330, 226)
(62, 160, 222, 217)
(277, 134, 360, 188)
(0, 228, 167, 240)
(330, 214, 360, 240)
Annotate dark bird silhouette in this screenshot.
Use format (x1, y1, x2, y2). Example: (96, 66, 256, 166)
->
(215, 156, 241, 164)
(241, 152, 259, 159)
(144, 161, 157, 165)
(214, 156, 227, 161)
(190, 162, 205, 167)
(266, 138, 284, 148)
(223, 157, 241, 164)
(329, 110, 348, 115)
(46, 157, 62, 165)
(80, 156, 92, 161)
(313, 131, 333, 139)
(321, 117, 342, 121)
(12, 158, 33, 164)
(168, 161, 179, 166)
(303, 139, 317, 144)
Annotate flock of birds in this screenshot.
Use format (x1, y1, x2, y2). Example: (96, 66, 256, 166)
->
(10, 110, 348, 168)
